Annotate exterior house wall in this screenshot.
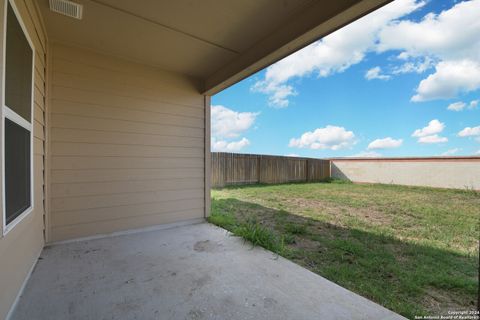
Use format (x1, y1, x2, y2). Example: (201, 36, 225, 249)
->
(0, 0, 47, 319)
(48, 43, 206, 242)
(331, 158, 480, 190)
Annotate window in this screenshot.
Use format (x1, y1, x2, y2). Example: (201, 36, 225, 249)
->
(2, 1, 34, 233)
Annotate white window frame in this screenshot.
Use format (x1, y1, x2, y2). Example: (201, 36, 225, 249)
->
(1, 0, 35, 236)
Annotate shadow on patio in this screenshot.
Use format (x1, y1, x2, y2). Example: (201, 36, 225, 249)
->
(11, 221, 405, 320)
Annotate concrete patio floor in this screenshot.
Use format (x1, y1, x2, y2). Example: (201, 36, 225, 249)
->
(11, 222, 405, 320)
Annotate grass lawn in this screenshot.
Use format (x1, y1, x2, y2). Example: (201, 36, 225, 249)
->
(208, 182, 479, 319)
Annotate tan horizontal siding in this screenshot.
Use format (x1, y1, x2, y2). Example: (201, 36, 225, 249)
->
(48, 44, 205, 242)
(35, 53, 44, 69)
(51, 167, 204, 184)
(33, 121, 44, 140)
(52, 44, 201, 96)
(34, 138, 44, 155)
(12, 0, 45, 51)
(51, 178, 205, 198)
(52, 65, 203, 107)
(51, 86, 204, 119)
(34, 155, 44, 208)
(52, 199, 203, 228)
(51, 188, 204, 212)
(34, 68, 45, 93)
(50, 127, 203, 148)
(50, 114, 204, 137)
(51, 142, 203, 158)
(34, 86, 44, 110)
(22, 0, 46, 51)
(52, 85, 204, 118)
(50, 209, 202, 242)
(51, 156, 204, 170)
(51, 99, 203, 127)
(51, 198, 203, 228)
(35, 52, 45, 79)
(34, 104, 44, 125)
(25, 0, 47, 49)
(0, 0, 47, 318)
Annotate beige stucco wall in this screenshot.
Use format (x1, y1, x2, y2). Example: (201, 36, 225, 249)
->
(47, 43, 206, 243)
(0, 0, 47, 318)
(331, 159, 480, 190)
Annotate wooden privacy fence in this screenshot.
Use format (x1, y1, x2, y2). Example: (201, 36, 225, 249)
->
(211, 152, 331, 188)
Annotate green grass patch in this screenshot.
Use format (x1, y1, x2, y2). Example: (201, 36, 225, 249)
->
(209, 182, 479, 318)
(207, 199, 287, 255)
(284, 223, 308, 235)
(234, 222, 285, 254)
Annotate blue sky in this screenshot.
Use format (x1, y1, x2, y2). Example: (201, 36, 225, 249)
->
(211, 0, 480, 157)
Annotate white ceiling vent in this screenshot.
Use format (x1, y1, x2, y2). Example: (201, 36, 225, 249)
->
(49, 0, 83, 20)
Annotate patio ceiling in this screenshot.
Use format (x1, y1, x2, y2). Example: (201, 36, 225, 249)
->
(38, 0, 392, 94)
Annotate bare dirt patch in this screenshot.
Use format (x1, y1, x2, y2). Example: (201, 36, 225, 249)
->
(423, 288, 476, 316)
(284, 197, 393, 227)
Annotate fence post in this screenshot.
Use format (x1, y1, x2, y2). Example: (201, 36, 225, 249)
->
(305, 159, 309, 182)
(256, 156, 260, 184)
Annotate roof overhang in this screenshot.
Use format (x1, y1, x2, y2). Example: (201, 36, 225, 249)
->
(38, 0, 392, 95)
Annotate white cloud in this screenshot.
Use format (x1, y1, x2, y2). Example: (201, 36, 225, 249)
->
(476, 150, 480, 155)
(392, 57, 434, 74)
(251, 0, 425, 107)
(365, 66, 391, 80)
(367, 137, 403, 150)
(412, 119, 445, 137)
(441, 148, 460, 156)
(251, 82, 296, 108)
(447, 99, 479, 111)
(286, 153, 300, 157)
(211, 137, 250, 152)
(377, 0, 480, 62)
(210, 105, 257, 152)
(289, 125, 355, 150)
(412, 119, 447, 144)
(377, 0, 480, 101)
(418, 134, 448, 144)
(352, 151, 382, 158)
(447, 101, 467, 111)
(211, 105, 258, 138)
(470, 100, 479, 109)
(411, 60, 480, 101)
(253, 0, 480, 106)
(458, 126, 480, 137)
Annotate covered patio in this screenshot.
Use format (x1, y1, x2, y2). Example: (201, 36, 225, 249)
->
(0, 0, 402, 319)
(12, 223, 404, 319)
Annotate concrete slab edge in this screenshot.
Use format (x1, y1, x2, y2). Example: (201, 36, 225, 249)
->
(46, 218, 206, 247)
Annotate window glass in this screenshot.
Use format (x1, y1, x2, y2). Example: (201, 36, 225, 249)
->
(3, 2, 33, 228)
(5, 3, 32, 122)
(5, 118, 31, 224)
